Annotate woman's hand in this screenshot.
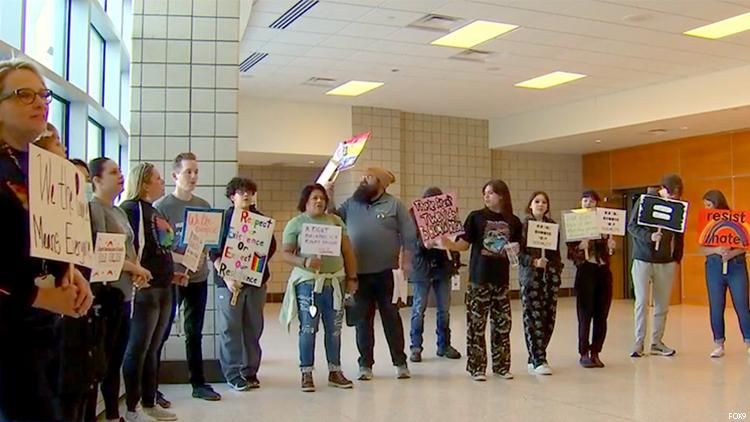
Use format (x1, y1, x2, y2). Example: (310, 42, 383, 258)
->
(579, 239, 589, 250)
(534, 257, 549, 269)
(304, 256, 322, 271)
(172, 272, 189, 287)
(346, 277, 358, 295)
(226, 278, 243, 294)
(61, 268, 93, 316)
(607, 237, 616, 251)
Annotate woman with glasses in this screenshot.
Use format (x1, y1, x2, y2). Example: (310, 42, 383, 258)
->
(0, 59, 93, 421)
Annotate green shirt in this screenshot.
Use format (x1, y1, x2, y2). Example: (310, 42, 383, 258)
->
(282, 213, 347, 274)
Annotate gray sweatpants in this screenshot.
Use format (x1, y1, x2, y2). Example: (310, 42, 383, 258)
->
(631, 260, 676, 346)
(216, 284, 267, 383)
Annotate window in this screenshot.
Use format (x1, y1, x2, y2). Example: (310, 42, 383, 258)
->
(23, 0, 67, 73)
(88, 26, 105, 105)
(97, 0, 107, 10)
(48, 94, 69, 151)
(86, 119, 104, 162)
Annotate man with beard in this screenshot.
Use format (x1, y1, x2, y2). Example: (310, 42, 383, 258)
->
(327, 167, 417, 380)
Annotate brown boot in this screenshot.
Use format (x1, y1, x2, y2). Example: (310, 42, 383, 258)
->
(590, 353, 605, 368)
(301, 372, 315, 392)
(328, 371, 353, 389)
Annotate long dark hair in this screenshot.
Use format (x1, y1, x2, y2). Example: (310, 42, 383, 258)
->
(483, 179, 513, 217)
(525, 190, 551, 219)
(88, 157, 113, 192)
(703, 190, 730, 210)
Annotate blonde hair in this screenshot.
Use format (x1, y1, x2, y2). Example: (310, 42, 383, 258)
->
(0, 59, 45, 137)
(124, 162, 155, 201)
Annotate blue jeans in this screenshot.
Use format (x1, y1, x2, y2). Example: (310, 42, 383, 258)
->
(410, 276, 452, 353)
(706, 255, 750, 343)
(296, 283, 344, 371)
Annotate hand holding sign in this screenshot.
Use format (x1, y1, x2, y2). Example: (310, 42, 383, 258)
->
(412, 193, 464, 246)
(637, 195, 688, 251)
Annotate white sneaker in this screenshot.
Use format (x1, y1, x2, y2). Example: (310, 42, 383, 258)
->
(527, 363, 535, 374)
(143, 406, 178, 421)
(710, 346, 725, 358)
(471, 372, 487, 382)
(533, 364, 553, 376)
(124, 410, 154, 422)
(495, 370, 514, 380)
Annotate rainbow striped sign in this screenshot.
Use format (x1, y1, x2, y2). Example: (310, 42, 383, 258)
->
(698, 209, 750, 248)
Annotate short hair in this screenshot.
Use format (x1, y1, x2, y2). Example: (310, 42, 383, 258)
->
(173, 152, 197, 171)
(225, 177, 257, 199)
(581, 189, 601, 203)
(297, 184, 329, 213)
(660, 174, 684, 196)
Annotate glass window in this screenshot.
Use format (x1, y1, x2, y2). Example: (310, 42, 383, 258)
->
(48, 95, 69, 152)
(24, 0, 67, 73)
(97, 0, 107, 10)
(88, 26, 105, 105)
(86, 119, 104, 162)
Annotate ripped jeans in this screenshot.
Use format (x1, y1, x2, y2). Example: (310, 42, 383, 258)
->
(296, 282, 344, 372)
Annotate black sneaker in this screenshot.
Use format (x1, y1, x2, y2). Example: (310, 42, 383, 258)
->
(156, 391, 171, 409)
(192, 384, 221, 401)
(579, 355, 597, 369)
(244, 375, 261, 389)
(228, 377, 250, 392)
(437, 346, 462, 359)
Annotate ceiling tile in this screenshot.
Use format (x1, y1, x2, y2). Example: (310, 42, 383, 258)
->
(305, 2, 373, 20)
(287, 17, 351, 34)
(337, 22, 401, 38)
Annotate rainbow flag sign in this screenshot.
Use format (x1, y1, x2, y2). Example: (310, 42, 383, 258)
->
(316, 132, 370, 184)
(219, 210, 275, 286)
(698, 209, 750, 248)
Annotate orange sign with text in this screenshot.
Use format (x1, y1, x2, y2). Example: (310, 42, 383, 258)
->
(697, 209, 750, 248)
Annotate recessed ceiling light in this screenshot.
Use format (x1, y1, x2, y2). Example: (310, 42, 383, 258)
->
(514, 71, 587, 89)
(648, 128, 668, 135)
(680, 126, 689, 130)
(308, 160, 315, 164)
(684, 12, 750, 39)
(431, 20, 519, 49)
(325, 80, 384, 96)
(595, 139, 602, 143)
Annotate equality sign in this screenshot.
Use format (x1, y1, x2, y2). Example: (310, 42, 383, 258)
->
(300, 224, 342, 257)
(28, 144, 95, 267)
(636, 195, 688, 233)
(698, 209, 750, 248)
(91, 233, 126, 283)
(597, 208, 627, 236)
(412, 193, 464, 245)
(316, 132, 370, 184)
(527, 221, 559, 251)
(182, 231, 204, 272)
(562, 208, 601, 241)
(181, 207, 224, 248)
(219, 210, 275, 286)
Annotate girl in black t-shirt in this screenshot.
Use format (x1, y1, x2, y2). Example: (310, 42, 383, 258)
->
(440, 180, 521, 381)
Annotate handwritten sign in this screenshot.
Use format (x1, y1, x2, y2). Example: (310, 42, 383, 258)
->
(182, 231, 204, 272)
(28, 144, 95, 267)
(597, 208, 627, 236)
(698, 209, 750, 248)
(300, 224, 342, 257)
(412, 193, 464, 245)
(527, 220, 559, 250)
(91, 233, 126, 283)
(219, 210, 275, 286)
(316, 132, 370, 184)
(181, 207, 224, 248)
(563, 209, 601, 241)
(637, 195, 688, 233)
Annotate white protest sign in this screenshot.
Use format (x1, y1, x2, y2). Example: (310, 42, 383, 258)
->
(181, 208, 224, 248)
(527, 220, 559, 250)
(219, 210, 275, 286)
(563, 209, 601, 241)
(597, 208, 627, 236)
(300, 224, 342, 257)
(28, 144, 95, 267)
(182, 231, 204, 273)
(91, 233, 126, 283)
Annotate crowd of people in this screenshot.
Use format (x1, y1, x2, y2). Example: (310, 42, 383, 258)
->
(2, 58, 750, 422)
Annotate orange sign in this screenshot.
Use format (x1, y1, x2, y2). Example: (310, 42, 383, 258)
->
(697, 209, 750, 248)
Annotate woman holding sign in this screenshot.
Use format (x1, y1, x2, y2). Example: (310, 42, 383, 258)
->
(280, 184, 359, 392)
(519, 191, 563, 376)
(120, 163, 186, 422)
(700, 190, 750, 358)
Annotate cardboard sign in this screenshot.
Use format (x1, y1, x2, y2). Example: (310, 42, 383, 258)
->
(698, 209, 750, 248)
(527, 220, 559, 250)
(563, 209, 601, 241)
(412, 193, 464, 245)
(219, 210, 275, 286)
(636, 195, 688, 233)
(597, 208, 627, 236)
(316, 132, 370, 184)
(182, 231, 204, 272)
(91, 233, 126, 283)
(181, 207, 224, 248)
(300, 224, 342, 257)
(28, 144, 95, 267)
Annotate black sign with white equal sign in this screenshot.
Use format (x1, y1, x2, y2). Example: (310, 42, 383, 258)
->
(636, 195, 689, 233)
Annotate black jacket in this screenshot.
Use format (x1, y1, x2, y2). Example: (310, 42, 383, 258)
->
(627, 197, 684, 263)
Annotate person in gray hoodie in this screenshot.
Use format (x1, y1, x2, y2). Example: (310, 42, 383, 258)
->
(627, 174, 684, 358)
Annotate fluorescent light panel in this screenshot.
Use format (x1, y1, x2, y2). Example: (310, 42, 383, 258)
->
(325, 80, 384, 96)
(683, 12, 750, 39)
(515, 71, 587, 89)
(431, 20, 519, 49)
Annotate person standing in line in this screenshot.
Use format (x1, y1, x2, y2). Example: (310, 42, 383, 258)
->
(408, 186, 462, 363)
(700, 190, 750, 358)
(518, 191, 564, 376)
(209, 177, 276, 391)
(439, 180, 521, 382)
(154, 152, 221, 404)
(627, 174, 684, 358)
(567, 190, 616, 369)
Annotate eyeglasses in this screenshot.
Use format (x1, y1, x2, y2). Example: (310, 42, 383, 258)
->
(0, 88, 54, 105)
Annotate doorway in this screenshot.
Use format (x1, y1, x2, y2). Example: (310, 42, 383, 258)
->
(613, 187, 652, 299)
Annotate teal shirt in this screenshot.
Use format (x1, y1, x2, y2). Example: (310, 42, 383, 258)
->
(282, 213, 347, 274)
